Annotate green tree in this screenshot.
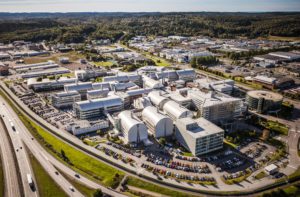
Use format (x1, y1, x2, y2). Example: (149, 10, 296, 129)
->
(93, 189, 103, 197)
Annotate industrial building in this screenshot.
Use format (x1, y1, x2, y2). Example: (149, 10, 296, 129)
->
(73, 96, 123, 119)
(14, 61, 59, 73)
(163, 100, 193, 121)
(64, 82, 93, 98)
(246, 90, 283, 113)
(142, 106, 174, 138)
(188, 90, 243, 123)
(195, 78, 235, 95)
(27, 77, 77, 92)
(175, 117, 224, 156)
(87, 89, 109, 100)
(117, 110, 148, 144)
(143, 76, 164, 89)
(21, 67, 70, 78)
(103, 74, 142, 86)
(51, 91, 81, 109)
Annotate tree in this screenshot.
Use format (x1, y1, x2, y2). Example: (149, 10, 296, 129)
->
(158, 137, 166, 145)
(93, 189, 103, 197)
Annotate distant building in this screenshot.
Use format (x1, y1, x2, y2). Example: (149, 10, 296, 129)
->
(163, 100, 193, 121)
(175, 117, 224, 156)
(246, 90, 283, 113)
(27, 77, 77, 92)
(0, 62, 9, 76)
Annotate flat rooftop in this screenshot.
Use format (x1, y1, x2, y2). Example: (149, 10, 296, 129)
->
(247, 90, 283, 101)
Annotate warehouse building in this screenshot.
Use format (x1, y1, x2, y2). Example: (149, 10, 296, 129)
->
(175, 117, 224, 156)
(117, 110, 148, 144)
(246, 90, 283, 113)
(73, 96, 123, 119)
(163, 100, 193, 121)
(52, 91, 81, 109)
(188, 90, 243, 123)
(142, 106, 173, 138)
(66, 120, 109, 136)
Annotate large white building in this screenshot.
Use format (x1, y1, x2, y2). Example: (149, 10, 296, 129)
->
(163, 100, 193, 121)
(188, 90, 243, 123)
(73, 96, 123, 119)
(27, 77, 77, 92)
(142, 106, 173, 138)
(148, 91, 169, 110)
(51, 91, 81, 109)
(175, 117, 224, 156)
(117, 111, 148, 144)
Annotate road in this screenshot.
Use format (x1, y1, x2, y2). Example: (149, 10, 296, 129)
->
(0, 98, 85, 197)
(0, 118, 22, 197)
(1, 104, 39, 197)
(0, 95, 126, 197)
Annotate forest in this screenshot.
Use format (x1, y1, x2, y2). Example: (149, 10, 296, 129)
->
(0, 12, 299, 43)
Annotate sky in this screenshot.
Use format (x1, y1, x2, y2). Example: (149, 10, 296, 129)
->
(0, 0, 299, 12)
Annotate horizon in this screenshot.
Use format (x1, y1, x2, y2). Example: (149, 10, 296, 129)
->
(0, 0, 299, 13)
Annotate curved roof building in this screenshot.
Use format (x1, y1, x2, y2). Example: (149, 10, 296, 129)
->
(142, 106, 173, 138)
(246, 90, 283, 113)
(118, 111, 148, 143)
(163, 100, 193, 121)
(148, 91, 169, 110)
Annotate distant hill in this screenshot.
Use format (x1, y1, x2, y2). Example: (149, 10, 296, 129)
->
(0, 12, 299, 43)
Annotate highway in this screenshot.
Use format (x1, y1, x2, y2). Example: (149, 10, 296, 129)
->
(0, 95, 126, 197)
(1, 104, 38, 197)
(0, 118, 22, 197)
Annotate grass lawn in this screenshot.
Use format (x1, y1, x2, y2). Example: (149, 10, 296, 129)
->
(254, 171, 267, 180)
(24, 51, 85, 64)
(0, 155, 4, 197)
(143, 53, 170, 67)
(267, 36, 300, 42)
(126, 176, 199, 197)
(223, 139, 238, 149)
(28, 151, 68, 197)
(0, 89, 124, 188)
(182, 152, 194, 157)
(266, 121, 289, 136)
(58, 169, 97, 197)
(93, 61, 114, 67)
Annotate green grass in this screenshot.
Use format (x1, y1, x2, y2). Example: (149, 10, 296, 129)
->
(254, 171, 267, 180)
(0, 155, 4, 197)
(28, 151, 68, 197)
(93, 61, 114, 67)
(182, 152, 194, 157)
(57, 169, 97, 197)
(143, 53, 170, 67)
(0, 89, 124, 188)
(223, 139, 238, 149)
(126, 176, 199, 197)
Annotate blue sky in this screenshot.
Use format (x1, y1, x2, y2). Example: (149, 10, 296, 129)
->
(0, 0, 299, 12)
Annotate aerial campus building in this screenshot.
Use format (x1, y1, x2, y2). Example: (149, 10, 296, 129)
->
(51, 91, 81, 109)
(117, 110, 148, 144)
(163, 100, 194, 121)
(73, 96, 123, 119)
(175, 117, 224, 156)
(188, 90, 243, 123)
(148, 91, 169, 110)
(142, 106, 174, 138)
(27, 77, 77, 92)
(246, 90, 283, 113)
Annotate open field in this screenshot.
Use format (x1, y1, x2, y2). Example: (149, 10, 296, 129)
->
(24, 51, 85, 64)
(266, 36, 300, 42)
(143, 52, 171, 67)
(0, 89, 125, 188)
(28, 151, 67, 197)
(93, 61, 114, 67)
